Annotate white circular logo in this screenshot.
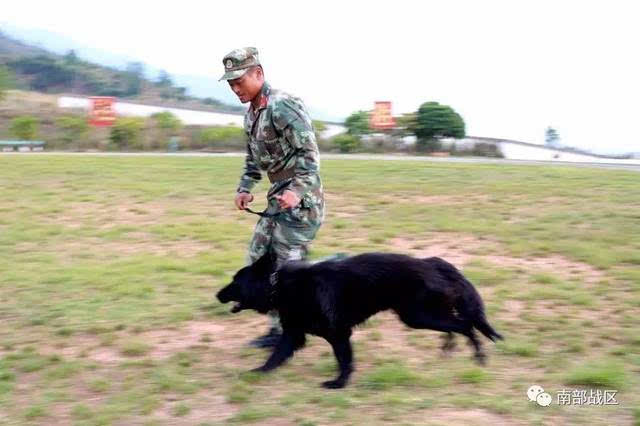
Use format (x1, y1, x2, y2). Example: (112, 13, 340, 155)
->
(225, 59, 233, 69)
(527, 385, 544, 402)
(536, 392, 552, 407)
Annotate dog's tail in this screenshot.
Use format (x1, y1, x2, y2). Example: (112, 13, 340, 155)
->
(472, 310, 503, 342)
(430, 257, 504, 342)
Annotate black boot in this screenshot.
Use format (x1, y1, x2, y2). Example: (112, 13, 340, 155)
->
(248, 327, 282, 348)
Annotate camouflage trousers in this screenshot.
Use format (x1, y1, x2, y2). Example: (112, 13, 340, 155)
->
(246, 191, 324, 266)
(246, 191, 324, 331)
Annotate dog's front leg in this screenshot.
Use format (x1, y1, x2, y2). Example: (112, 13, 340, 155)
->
(322, 332, 354, 389)
(251, 330, 305, 373)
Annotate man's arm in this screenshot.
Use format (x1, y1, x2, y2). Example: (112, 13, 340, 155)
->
(284, 118, 320, 199)
(274, 99, 320, 200)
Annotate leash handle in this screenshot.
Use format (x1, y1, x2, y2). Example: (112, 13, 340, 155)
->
(244, 207, 281, 218)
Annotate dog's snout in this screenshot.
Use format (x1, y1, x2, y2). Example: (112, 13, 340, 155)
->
(216, 287, 229, 303)
(216, 282, 238, 304)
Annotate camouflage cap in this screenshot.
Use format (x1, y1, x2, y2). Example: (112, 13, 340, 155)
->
(219, 47, 260, 81)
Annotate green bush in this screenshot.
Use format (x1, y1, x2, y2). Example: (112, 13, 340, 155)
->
(416, 138, 442, 152)
(56, 115, 89, 146)
(9, 116, 39, 140)
(198, 126, 245, 150)
(151, 111, 182, 132)
(472, 142, 503, 158)
(109, 117, 145, 150)
(331, 134, 361, 153)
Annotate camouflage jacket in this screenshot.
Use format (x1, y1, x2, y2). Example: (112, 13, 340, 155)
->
(237, 82, 323, 208)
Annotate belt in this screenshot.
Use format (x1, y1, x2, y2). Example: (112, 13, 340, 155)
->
(267, 168, 296, 183)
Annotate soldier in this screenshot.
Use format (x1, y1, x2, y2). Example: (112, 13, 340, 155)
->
(219, 47, 325, 348)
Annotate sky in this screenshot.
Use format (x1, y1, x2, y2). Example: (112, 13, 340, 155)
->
(3, 0, 640, 154)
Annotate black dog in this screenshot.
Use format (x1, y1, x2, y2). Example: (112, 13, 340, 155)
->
(217, 252, 503, 389)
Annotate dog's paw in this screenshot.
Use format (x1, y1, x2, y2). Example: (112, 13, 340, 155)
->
(321, 379, 346, 389)
(440, 349, 454, 359)
(474, 352, 487, 366)
(249, 366, 270, 374)
(441, 343, 457, 358)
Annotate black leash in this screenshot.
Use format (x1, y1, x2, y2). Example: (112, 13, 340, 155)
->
(244, 207, 281, 218)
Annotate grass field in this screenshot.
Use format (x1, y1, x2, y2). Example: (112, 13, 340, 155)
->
(0, 154, 638, 425)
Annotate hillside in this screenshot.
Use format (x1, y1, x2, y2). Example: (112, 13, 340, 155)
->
(0, 31, 243, 114)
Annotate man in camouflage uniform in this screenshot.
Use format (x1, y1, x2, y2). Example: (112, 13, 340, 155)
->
(219, 47, 324, 347)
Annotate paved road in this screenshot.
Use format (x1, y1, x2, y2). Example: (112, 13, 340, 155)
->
(3, 151, 640, 172)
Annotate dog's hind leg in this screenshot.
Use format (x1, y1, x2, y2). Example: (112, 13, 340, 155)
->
(464, 328, 486, 365)
(396, 310, 468, 334)
(440, 332, 456, 356)
(322, 331, 354, 389)
(399, 311, 486, 364)
(252, 330, 306, 373)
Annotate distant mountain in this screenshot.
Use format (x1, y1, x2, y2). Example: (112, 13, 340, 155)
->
(0, 24, 344, 121)
(0, 22, 343, 122)
(0, 30, 49, 57)
(0, 26, 244, 114)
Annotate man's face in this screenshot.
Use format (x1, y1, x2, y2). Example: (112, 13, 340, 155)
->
(227, 68, 263, 104)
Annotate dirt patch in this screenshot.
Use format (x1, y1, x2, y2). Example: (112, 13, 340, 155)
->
(390, 233, 493, 266)
(390, 233, 606, 284)
(323, 191, 369, 219)
(500, 300, 525, 322)
(422, 408, 524, 426)
(382, 194, 490, 206)
(76, 237, 210, 258)
(142, 321, 226, 359)
(149, 393, 237, 425)
(485, 254, 604, 285)
(39, 321, 235, 364)
(46, 201, 168, 229)
(15, 236, 212, 260)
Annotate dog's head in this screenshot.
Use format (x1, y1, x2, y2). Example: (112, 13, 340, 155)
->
(216, 251, 277, 314)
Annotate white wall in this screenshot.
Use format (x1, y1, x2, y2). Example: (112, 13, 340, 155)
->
(58, 96, 346, 139)
(439, 137, 640, 164)
(495, 142, 640, 164)
(58, 96, 244, 126)
(322, 123, 347, 138)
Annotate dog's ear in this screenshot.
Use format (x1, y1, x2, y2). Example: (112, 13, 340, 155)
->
(253, 251, 276, 273)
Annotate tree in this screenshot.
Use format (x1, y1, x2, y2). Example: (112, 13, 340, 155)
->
(63, 50, 80, 65)
(175, 86, 187, 100)
(545, 127, 560, 147)
(395, 113, 417, 136)
(312, 120, 326, 133)
(9, 116, 39, 140)
(344, 110, 370, 136)
(414, 102, 465, 151)
(0, 65, 14, 101)
(124, 62, 145, 96)
(156, 70, 172, 88)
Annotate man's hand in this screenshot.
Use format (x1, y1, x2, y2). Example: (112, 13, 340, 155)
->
(235, 192, 254, 210)
(275, 190, 301, 210)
